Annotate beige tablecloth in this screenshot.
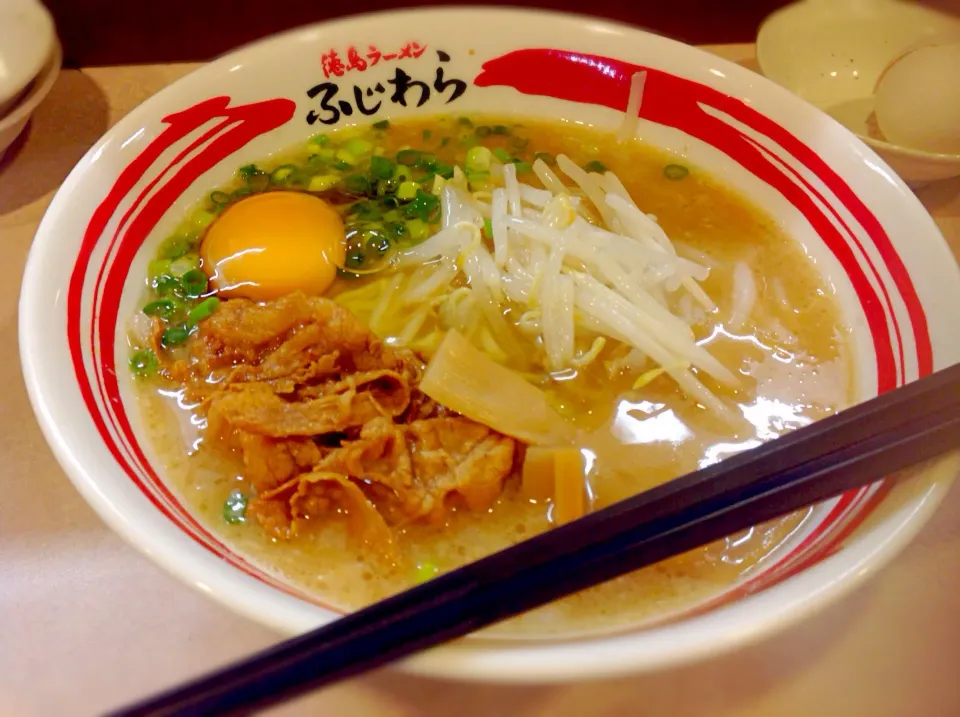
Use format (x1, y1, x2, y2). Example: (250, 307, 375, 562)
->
(2, 45, 959, 717)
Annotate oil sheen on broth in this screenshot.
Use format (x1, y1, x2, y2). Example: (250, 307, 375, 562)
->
(133, 116, 852, 637)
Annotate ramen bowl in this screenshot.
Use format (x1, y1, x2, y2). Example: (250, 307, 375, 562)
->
(19, 8, 960, 681)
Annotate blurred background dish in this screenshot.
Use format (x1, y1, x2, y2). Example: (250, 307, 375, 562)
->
(0, 0, 56, 117)
(757, 0, 960, 185)
(0, 41, 61, 161)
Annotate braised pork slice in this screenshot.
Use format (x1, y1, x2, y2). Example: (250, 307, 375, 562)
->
(174, 292, 518, 550)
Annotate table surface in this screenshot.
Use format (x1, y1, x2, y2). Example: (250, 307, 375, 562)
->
(2, 44, 959, 717)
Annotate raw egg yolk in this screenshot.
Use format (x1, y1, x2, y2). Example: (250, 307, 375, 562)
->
(200, 191, 346, 301)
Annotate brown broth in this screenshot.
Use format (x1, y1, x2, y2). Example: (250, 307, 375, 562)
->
(133, 115, 852, 637)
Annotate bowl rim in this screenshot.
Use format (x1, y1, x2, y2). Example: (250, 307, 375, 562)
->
(19, 5, 960, 681)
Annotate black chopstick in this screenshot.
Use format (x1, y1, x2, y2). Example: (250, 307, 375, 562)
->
(109, 362, 960, 717)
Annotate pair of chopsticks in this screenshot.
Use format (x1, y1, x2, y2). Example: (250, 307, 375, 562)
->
(110, 362, 960, 717)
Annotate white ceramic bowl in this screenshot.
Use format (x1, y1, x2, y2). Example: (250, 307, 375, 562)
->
(0, 40, 60, 161)
(0, 0, 56, 117)
(20, 8, 960, 681)
(757, 0, 960, 185)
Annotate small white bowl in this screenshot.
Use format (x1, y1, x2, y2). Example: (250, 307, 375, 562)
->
(0, 0, 56, 117)
(0, 41, 61, 161)
(757, 0, 960, 185)
(19, 8, 960, 682)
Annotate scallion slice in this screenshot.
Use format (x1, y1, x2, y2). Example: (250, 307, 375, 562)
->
(223, 490, 248, 524)
(161, 324, 192, 347)
(142, 299, 178, 319)
(181, 269, 208, 298)
(369, 155, 394, 179)
(187, 296, 220, 325)
(129, 349, 158, 377)
(664, 164, 690, 180)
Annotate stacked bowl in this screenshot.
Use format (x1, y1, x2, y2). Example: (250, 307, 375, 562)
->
(0, 0, 60, 160)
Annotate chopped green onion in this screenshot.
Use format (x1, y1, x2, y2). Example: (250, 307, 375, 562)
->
(493, 147, 513, 163)
(440, 137, 451, 147)
(465, 146, 492, 172)
(345, 138, 373, 157)
(422, 129, 432, 141)
(483, 218, 493, 239)
(270, 164, 297, 184)
(187, 296, 220, 325)
(170, 254, 201, 277)
(246, 172, 270, 192)
(466, 171, 491, 189)
(369, 155, 394, 179)
(223, 490, 248, 524)
(406, 218, 429, 242)
(209, 190, 231, 207)
(192, 209, 217, 230)
(664, 163, 690, 180)
(344, 174, 370, 194)
(404, 190, 440, 221)
(153, 275, 181, 296)
(417, 153, 437, 170)
(458, 117, 473, 126)
(309, 133, 330, 144)
(475, 125, 492, 138)
(181, 269, 208, 298)
(315, 147, 336, 161)
(392, 165, 413, 182)
(492, 125, 510, 135)
(237, 164, 259, 178)
(129, 349, 158, 378)
(148, 258, 172, 280)
(232, 186, 253, 200)
(308, 174, 339, 192)
(511, 136, 530, 149)
(305, 154, 327, 172)
(513, 161, 532, 174)
(535, 152, 557, 166)
(350, 200, 384, 221)
(372, 119, 390, 130)
(335, 148, 357, 166)
(158, 236, 189, 260)
(142, 299, 178, 319)
(161, 324, 192, 347)
(397, 149, 421, 166)
(396, 181, 420, 201)
(433, 162, 454, 179)
(333, 159, 352, 171)
(584, 160, 608, 174)
(414, 561, 440, 583)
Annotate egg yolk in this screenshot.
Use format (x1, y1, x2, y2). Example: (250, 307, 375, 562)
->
(200, 191, 346, 302)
